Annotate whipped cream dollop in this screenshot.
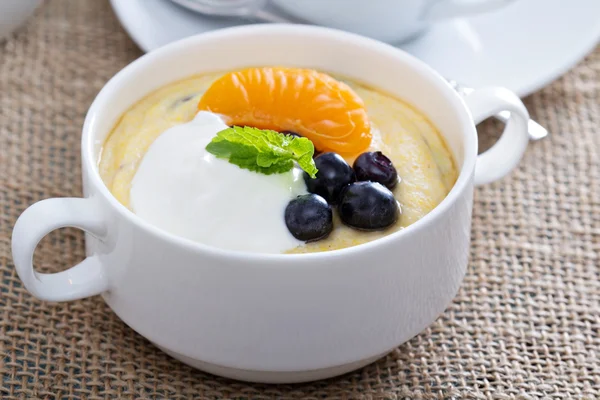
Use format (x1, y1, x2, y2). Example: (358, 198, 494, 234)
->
(130, 111, 307, 253)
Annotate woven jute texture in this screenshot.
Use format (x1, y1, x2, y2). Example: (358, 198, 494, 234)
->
(1, 1, 599, 399)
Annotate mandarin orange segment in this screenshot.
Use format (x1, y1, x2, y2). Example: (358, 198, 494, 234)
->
(197, 67, 371, 155)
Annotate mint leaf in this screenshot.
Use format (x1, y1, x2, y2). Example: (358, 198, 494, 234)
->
(206, 126, 318, 178)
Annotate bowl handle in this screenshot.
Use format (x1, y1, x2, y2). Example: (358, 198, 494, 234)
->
(461, 87, 530, 186)
(11, 197, 109, 302)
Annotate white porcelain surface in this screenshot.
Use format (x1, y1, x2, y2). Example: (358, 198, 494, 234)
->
(271, 0, 515, 43)
(12, 25, 529, 382)
(0, 0, 41, 40)
(110, 0, 600, 97)
(157, 345, 392, 383)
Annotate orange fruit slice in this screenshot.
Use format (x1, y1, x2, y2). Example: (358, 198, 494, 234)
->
(198, 67, 371, 155)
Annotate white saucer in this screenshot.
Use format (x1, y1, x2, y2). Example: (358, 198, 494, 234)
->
(110, 0, 600, 97)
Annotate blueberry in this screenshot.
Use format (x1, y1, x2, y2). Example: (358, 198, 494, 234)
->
(353, 151, 399, 189)
(304, 152, 355, 204)
(285, 194, 333, 242)
(338, 182, 400, 230)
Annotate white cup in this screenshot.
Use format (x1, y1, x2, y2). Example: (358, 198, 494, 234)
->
(271, 0, 516, 43)
(0, 0, 41, 41)
(12, 24, 529, 383)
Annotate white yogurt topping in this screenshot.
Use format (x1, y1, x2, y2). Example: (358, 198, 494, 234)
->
(130, 111, 307, 253)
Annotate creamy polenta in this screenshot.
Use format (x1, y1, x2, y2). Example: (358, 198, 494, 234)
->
(98, 71, 457, 253)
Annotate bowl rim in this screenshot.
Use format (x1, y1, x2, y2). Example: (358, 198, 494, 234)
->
(82, 23, 478, 262)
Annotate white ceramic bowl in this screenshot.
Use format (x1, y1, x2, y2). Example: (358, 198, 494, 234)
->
(0, 0, 41, 41)
(12, 24, 529, 383)
(271, 0, 516, 43)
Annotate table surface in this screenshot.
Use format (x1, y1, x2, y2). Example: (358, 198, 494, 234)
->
(1, 1, 599, 399)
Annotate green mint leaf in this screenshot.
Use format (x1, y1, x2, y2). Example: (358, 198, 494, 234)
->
(206, 126, 318, 178)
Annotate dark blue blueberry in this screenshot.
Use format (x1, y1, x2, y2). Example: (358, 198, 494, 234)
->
(304, 152, 355, 204)
(353, 151, 399, 189)
(338, 181, 400, 230)
(285, 194, 333, 242)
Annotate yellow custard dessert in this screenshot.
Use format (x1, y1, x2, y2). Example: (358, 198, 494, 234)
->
(99, 69, 457, 254)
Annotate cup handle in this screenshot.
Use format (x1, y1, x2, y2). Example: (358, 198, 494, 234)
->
(460, 87, 530, 186)
(425, 0, 515, 20)
(11, 197, 109, 302)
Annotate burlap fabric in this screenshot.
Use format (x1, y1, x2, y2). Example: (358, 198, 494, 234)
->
(1, 1, 599, 398)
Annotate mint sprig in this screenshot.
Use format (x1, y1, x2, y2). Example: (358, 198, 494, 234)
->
(205, 126, 318, 178)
